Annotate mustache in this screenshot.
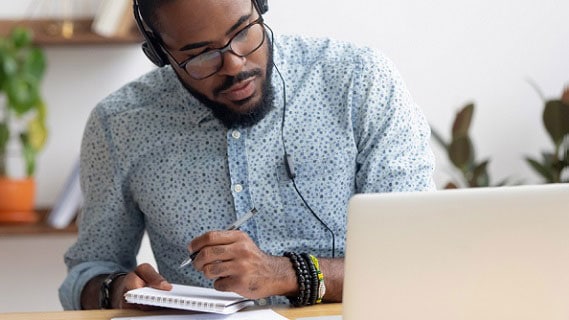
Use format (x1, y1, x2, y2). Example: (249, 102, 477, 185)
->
(214, 68, 263, 96)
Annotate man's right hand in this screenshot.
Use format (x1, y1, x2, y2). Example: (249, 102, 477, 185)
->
(81, 263, 173, 309)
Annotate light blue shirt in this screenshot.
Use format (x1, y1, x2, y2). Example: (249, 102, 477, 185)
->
(59, 34, 435, 309)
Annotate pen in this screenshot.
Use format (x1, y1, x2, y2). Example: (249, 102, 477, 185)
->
(178, 207, 258, 269)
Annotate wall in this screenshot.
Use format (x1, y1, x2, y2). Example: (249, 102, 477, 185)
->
(0, 233, 156, 313)
(2, 1, 568, 204)
(0, 0, 567, 314)
(264, 0, 569, 188)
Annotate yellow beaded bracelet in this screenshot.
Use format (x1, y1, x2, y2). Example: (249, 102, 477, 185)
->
(309, 255, 326, 303)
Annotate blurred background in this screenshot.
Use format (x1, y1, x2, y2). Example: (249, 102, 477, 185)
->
(1, 0, 568, 207)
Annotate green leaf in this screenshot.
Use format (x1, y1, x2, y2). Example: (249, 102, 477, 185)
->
(452, 103, 474, 139)
(10, 26, 33, 48)
(449, 135, 473, 169)
(541, 152, 556, 167)
(543, 100, 569, 146)
(0, 26, 47, 177)
(23, 47, 46, 79)
(19, 132, 37, 177)
(0, 122, 9, 152)
(525, 157, 555, 183)
(471, 160, 490, 187)
(2, 54, 18, 77)
(5, 75, 40, 114)
(0, 122, 8, 177)
(495, 178, 515, 187)
(430, 127, 448, 150)
(36, 99, 47, 121)
(27, 112, 48, 152)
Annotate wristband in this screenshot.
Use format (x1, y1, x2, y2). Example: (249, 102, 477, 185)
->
(309, 254, 325, 303)
(99, 272, 127, 309)
(301, 253, 318, 305)
(284, 252, 325, 306)
(284, 252, 310, 307)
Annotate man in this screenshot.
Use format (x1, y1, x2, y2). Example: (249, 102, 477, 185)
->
(59, 0, 435, 310)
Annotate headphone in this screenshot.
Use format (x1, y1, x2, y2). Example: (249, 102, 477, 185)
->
(133, 0, 269, 67)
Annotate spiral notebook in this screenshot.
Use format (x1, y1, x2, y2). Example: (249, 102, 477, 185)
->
(124, 284, 254, 314)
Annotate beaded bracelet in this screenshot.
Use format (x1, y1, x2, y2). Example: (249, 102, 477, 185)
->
(301, 253, 319, 305)
(309, 254, 325, 303)
(284, 251, 327, 306)
(284, 251, 311, 307)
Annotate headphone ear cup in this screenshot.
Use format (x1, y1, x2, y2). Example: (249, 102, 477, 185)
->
(142, 41, 168, 67)
(255, 0, 269, 14)
(133, 0, 169, 67)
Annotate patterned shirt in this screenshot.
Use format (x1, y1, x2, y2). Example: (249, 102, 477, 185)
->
(59, 34, 435, 309)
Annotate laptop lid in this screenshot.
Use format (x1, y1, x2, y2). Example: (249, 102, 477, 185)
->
(343, 184, 569, 320)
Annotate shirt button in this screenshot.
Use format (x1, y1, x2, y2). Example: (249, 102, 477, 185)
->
(234, 184, 243, 193)
(257, 298, 268, 306)
(232, 130, 241, 139)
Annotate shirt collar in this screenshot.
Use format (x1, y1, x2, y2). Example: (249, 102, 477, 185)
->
(163, 66, 214, 126)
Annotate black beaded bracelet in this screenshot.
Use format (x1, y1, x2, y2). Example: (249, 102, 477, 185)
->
(99, 272, 127, 309)
(302, 253, 319, 305)
(284, 251, 316, 307)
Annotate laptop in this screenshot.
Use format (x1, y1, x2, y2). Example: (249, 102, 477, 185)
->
(343, 184, 569, 320)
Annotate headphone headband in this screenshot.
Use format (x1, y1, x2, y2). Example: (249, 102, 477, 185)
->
(134, 0, 269, 67)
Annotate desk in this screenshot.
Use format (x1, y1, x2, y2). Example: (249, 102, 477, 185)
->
(0, 303, 342, 320)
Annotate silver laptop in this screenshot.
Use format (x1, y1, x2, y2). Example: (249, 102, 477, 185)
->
(343, 184, 569, 320)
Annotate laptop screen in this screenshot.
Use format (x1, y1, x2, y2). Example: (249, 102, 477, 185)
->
(343, 184, 569, 320)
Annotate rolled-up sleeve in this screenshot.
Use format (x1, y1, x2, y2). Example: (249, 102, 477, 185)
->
(59, 105, 144, 310)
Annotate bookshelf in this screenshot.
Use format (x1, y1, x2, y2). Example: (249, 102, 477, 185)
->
(0, 209, 77, 236)
(0, 18, 142, 46)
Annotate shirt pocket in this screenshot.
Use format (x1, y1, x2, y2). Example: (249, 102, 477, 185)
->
(275, 152, 354, 247)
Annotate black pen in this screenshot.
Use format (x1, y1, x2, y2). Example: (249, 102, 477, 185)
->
(178, 207, 258, 269)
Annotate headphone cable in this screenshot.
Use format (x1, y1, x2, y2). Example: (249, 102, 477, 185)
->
(268, 26, 336, 258)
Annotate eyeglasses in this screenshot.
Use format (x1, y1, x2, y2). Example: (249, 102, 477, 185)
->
(167, 17, 266, 80)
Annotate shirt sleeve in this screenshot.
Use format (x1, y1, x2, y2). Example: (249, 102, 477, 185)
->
(351, 48, 436, 193)
(59, 105, 144, 310)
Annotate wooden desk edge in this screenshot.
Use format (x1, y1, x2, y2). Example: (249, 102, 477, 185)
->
(0, 303, 342, 320)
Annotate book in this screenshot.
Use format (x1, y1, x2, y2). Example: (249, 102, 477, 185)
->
(124, 284, 255, 315)
(46, 159, 83, 229)
(92, 0, 135, 37)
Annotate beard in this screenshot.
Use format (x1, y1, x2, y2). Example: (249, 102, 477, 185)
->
(183, 46, 275, 129)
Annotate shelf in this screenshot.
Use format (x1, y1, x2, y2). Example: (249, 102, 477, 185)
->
(0, 18, 142, 46)
(0, 209, 77, 236)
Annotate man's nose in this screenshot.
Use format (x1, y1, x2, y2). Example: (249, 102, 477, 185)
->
(217, 51, 246, 77)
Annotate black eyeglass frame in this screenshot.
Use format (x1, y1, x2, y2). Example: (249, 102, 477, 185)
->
(161, 16, 267, 80)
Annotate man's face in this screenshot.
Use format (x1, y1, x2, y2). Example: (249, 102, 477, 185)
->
(155, 0, 273, 128)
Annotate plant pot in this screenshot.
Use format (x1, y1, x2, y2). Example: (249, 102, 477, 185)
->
(0, 177, 39, 224)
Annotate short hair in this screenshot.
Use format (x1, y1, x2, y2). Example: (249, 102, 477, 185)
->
(137, 0, 176, 32)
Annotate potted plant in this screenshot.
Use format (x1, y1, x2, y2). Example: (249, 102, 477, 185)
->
(431, 103, 509, 188)
(0, 26, 48, 223)
(525, 85, 569, 183)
